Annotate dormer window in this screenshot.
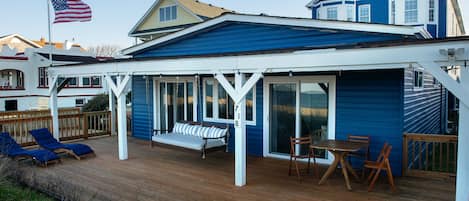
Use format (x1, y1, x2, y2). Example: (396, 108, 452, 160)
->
(160, 5, 177, 22)
(429, 0, 435, 22)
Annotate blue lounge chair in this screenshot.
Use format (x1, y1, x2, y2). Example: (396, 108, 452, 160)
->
(0, 132, 60, 167)
(29, 128, 95, 160)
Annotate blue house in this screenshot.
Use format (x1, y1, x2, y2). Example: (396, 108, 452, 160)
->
(307, 0, 465, 38)
(116, 13, 453, 178)
(48, 11, 469, 199)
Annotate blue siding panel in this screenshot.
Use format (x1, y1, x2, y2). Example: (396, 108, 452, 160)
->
(357, 0, 389, 24)
(131, 76, 154, 140)
(438, 0, 447, 38)
(336, 70, 404, 176)
(403, 68, 444, 134)
(134, 22, 410, 58)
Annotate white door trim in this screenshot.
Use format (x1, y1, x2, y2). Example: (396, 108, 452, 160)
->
(263, 75, 336, 165)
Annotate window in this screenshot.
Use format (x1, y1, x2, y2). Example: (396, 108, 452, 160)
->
(414, 70, 424, 89)
(316, 9, 320, 19)
(358, 4, 371, 22)
(91, 76, 101, 86)
(326, 7, 338, 20)
(4, 100, 18, 111)
(346, 5, 354, 21)
(82, 77, 90, 86)
(204, 78, 255, 122)
(405, 0, 418, 23)
(68, 77, 77, 87)
(159, 5, 177, 22)
(429, 0, 435, 22)
(75, 98, 86, 107)
(38, 67, 48, 87)
(391, 0, 396, 24)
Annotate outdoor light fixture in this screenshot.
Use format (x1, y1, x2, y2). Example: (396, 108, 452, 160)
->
(289, 71, 293, 77)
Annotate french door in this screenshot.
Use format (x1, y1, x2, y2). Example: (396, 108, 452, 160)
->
(264, 76, 336, 163)
(154, 78, 197, 132)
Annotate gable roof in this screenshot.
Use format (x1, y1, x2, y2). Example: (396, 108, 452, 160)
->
(450, 0, 465, 35)
(123, 13, 432, 55)
(128, 0, 231, 37)
(0, 34, 42, 49)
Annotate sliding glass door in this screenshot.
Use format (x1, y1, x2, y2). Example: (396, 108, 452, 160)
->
(265, 76, 335, 160)
(157, 79, 195, 132)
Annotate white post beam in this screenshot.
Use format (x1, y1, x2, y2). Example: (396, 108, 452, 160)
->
(234, 73, 246, 186)
(456, 66, 469, 201)
(109, 86, 117, 135)
(116, 75, 129, 160)
(48, 75, 60, 140)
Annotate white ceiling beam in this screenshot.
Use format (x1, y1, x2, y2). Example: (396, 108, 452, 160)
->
(50, 41, 469, 77)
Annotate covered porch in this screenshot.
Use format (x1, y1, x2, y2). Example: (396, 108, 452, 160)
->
(31, 136, 455, 201)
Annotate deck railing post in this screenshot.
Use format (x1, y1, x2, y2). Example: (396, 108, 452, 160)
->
(83, 113, 89, 140)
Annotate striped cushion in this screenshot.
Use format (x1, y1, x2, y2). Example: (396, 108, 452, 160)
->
(206, 127, 227, 138)
(199, 126, 212, 138)
(172, 123, 184, 134)
(184, 125, 201, 136)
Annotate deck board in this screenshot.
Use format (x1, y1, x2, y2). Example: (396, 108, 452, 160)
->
(31, 136, 455, 201)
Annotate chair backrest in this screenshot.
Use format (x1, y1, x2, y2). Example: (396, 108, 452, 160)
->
(375, 143, 390, 163)
(290, 136, 311, 156)
(0, 132, 24, 154)
(29, 128, 61, 147)
(348, 135, 370, 144)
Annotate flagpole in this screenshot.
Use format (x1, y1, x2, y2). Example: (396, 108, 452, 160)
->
(47, 0, 53, 67)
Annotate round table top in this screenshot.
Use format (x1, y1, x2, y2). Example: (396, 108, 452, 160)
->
(310, 139, 367, 152)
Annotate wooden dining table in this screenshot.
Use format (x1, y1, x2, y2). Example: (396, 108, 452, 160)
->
(310, 140, 367, 190)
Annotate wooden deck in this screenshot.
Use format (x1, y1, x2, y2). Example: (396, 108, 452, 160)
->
(32, 136, 455, 201)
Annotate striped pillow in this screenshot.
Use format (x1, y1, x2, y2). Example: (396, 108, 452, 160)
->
(199, 126, 212, 138)
(208, 127, 227, 138)
(172, 123, 184, 134)
(185, 125, 201, 136)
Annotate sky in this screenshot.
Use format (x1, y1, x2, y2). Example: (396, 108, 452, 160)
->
(1, 0, 468, 49)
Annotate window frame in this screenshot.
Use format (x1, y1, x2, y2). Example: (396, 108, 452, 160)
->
(404, 0, 418, 24)
(203, 77, 256, 125)
(38, 67, 49, 88)
(159, 5, 177, 22)
(346, 5, 355, 21)
(326, 6, 338, 20)
(358, 4, 371, 23)
(390, 0, 396, 24)
(428, 0, 435, 22)
(413, 69, 425, 90)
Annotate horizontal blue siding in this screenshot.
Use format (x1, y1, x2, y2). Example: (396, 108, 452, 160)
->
(336, 70, 404, 176)
(134, 22, 410, 58)
(131, 76, 154, 140)
(357, 0, 389, 24)
(403, 68, 443, 134)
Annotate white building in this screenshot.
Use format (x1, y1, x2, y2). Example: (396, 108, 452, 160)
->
(0, 34, 108, 111)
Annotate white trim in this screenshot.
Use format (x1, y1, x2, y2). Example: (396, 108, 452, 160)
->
(358, 4, 371, 23)
(262, 75, 336, 165)
(122, 13, 427, 55)
(130, 28, 185, 37)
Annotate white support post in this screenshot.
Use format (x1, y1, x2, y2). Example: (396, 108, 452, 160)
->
(234, 73, 246, 186)
(109, 86, 117, 135)
(48, 75, 59, 140)
(456, 66, 469, 201)
(116, 75, 129, 160)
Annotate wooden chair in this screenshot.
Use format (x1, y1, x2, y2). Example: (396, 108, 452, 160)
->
(364, 143, 396, 192)
(347, 135, 370, 177)
(289, 136, 318, 181)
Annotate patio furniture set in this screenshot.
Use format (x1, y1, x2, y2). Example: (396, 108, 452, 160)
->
(0, 128, 95, 167)
(289, 135, 396, 192)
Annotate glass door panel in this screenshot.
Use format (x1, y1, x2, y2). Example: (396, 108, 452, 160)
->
(300, 82, 329, 158)
(269, 83, 296, 155)
(158, 81, 194, 132)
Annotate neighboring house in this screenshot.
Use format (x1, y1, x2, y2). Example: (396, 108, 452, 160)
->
(128, 0, 231, 42)
(0, 34, 42, 52)
(307, 0, 465, 38)
(0, 34, 108, 111)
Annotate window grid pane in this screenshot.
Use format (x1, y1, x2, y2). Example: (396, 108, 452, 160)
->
(405, 0, 418, 23)
(359, 5, 370, 22)
(159, 8, 165, 21)
(326, 7, 337, 20)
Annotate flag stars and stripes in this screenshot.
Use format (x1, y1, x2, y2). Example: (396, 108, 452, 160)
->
(50, 0, 92, 23)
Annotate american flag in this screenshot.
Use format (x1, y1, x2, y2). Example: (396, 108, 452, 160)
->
(50, 0, 92, 24)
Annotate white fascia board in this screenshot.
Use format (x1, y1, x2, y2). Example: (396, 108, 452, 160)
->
(122, 14, 422, 55)
(128, 0, 162, 37)
(129, 28, 185, 37)
(50, 40, 469, 78)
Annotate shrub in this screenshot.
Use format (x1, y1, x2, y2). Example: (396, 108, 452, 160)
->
(82, 94, 109, 112)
